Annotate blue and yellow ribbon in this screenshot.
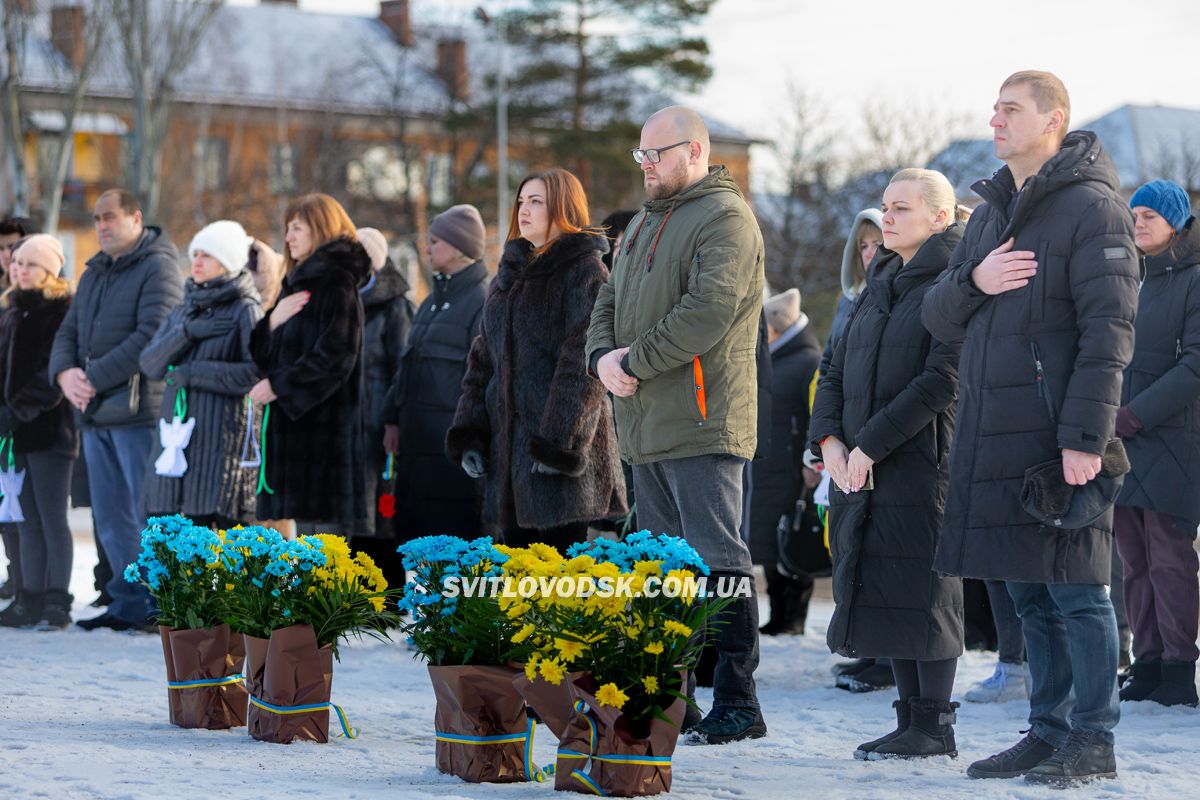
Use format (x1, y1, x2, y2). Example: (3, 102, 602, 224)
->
(248, 695, 358, 739)
(560, 700, 672, 796)
(434, 717, 552, 782)
(168, 673, 244, 690)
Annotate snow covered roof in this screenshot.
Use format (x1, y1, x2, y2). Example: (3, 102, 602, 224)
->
(16, 0, 755, 141)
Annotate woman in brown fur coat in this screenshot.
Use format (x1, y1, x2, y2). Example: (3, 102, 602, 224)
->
(447, 169, 626, 548)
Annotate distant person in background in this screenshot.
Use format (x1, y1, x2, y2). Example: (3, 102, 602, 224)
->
(819, 208, 895, 694)
(349, 227, 412, 583)
(599, 209, 636, 271)
(751, 288, 822, 636)
(0, 214, 40, 603)
(140, 220, 263, 529)
(383, 205, 489, 567)
(49, 189, 183, 632)
(0, 235, 77, 629)
(1113, 180, 1200, 708)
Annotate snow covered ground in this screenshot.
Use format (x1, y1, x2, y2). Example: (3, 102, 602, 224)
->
(2, 519, 1197, 799)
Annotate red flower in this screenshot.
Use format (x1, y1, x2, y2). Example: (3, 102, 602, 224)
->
(378, 493, 396, 518)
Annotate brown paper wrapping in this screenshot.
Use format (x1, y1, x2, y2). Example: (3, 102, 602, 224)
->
(159, 624, 248, 729)
(512, 670, 593, 790)
(244, 625, 334, 744)
(429, 664, 532, 783)
(561, 672, 687, 797)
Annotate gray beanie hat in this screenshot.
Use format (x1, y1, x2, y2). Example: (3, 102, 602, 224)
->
(764, 288, 801, 333)
(429, 204, 486, 261)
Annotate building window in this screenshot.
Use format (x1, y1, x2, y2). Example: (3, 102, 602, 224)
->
(269, 144, 297, 195)
(427, 153, 451, 207)
(195, 137, 228, 191)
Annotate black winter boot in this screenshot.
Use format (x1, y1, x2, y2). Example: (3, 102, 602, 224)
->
(868, 698, 958, 759)
(759, 588, 787, 635)
(967, 730, 1058, 779)
(1119, 659, 1161, 702)
(837, 661, 896, 692)
(37, 590, 74, 630)
(1023, 730, 1117, 786)
(1144, 661, 1198, 707)
(776, 579, 813, 636)
(853, 700, 910, 760)
(831, 657, 875, 678)
(0, 591, 43, 628)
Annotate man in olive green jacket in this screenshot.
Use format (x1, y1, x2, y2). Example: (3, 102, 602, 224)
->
(586, 105, 767, 745)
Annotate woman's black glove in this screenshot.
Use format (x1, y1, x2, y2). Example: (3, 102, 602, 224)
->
(185, 316, 236, 341)
(462, 450, 487, 479)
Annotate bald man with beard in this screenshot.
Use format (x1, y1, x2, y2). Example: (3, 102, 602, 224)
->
(586, 106, 768, 745)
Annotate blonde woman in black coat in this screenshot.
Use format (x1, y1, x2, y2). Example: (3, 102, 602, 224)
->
(0, 235, 77, 629)
(811, 169, 967, 760)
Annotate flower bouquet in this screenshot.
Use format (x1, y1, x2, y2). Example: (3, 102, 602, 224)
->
(222, 527, 398, 744)
(500, 532, 730, 797)
(125, 515, 248, 730)
(397, 535, 542, 784)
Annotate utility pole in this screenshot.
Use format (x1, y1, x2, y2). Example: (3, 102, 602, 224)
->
(475, 5, 508, 248)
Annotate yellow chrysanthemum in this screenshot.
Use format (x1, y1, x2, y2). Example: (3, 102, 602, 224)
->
(539, 658, 566, 685)
(525, 654, 540, 682)
(555, 638, 585, 662)
(595, 682, 629, 709)
(644, 641, 664, 655)
(512, 623, 536, 644)
(663, 620, 692, 638)
(633, 560, 663, 577)
(641, 675, 659, 694)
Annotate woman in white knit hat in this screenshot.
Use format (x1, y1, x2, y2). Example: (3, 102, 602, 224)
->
(0, 235, 78, 629)
(139, 220, 263, 528)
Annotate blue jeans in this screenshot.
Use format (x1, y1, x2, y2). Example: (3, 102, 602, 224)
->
(1007, 581, 1120, 746)
(83, 426, 158, 623)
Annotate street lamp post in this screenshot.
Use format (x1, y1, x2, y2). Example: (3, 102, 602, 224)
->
(475, 5, 509, 249)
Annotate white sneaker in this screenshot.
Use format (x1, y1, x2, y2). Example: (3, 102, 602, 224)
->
(964, 661, 1029, 703)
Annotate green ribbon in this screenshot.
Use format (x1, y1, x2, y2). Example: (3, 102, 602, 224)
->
(167, 366, 187, 420)
(256, 403, 274, 495)
(0, 436, 12, 472)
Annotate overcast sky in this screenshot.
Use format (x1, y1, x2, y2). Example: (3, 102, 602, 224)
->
(235, 0, 1200, 188)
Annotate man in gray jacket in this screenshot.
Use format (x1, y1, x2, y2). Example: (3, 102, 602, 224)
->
(587, 106, 767, 744)
(50, 189, 183, 631)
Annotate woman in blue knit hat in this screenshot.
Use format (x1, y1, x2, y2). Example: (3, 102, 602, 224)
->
(1113, 179, 1200, 707)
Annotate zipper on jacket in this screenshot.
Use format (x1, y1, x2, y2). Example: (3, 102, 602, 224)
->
(1031, 341, 1057, 423)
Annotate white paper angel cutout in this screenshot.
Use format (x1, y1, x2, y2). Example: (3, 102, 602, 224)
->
(0, 465, 26, 522)
(155, 415, 196, 477)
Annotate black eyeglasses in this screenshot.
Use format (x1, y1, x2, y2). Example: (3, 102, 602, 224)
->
(631, 140, 690, 165)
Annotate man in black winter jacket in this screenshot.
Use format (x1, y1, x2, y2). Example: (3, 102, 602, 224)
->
(922, 72, 1138, 785)
(49, 189, 183, 631)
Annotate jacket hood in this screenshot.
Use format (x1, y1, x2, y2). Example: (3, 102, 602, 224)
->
(973, 130, 1121, 218)
(496, 232, 609, 291)
(1143, 217, 1200, 278)
(643, 165, 743, 213)
(87, 225, 178, 273)
(840, 208, 885, 300)
(287, 236, 372, 289)
(185, 269, 260, 310)
(361, 259, 411, 308)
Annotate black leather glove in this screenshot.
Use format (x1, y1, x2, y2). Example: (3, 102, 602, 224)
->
(532, 461, 565, 476)
(184, 316, 236, 341)
(462, 450, 487, 479)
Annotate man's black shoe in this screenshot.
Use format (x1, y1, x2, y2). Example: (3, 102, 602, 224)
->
(1023, 730, 1116, 786)
(684, 705, 766, 745)
(77, 612, 150, 632)
(89, 592, 112, 609)
(836, 662, 895, 692)
(1119, 659, 1160, 702)
(831, 657, 874, 678)
(967, 730, 1058, 779)
(0, 577, 13, 600)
